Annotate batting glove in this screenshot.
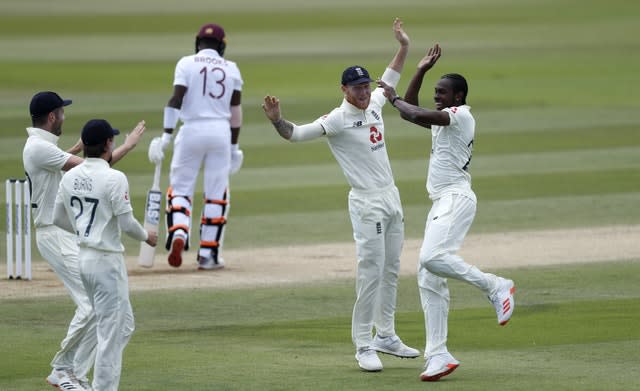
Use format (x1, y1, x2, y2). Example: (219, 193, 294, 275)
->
(230, 144, 244, 175)
(148, 137, 165, 164)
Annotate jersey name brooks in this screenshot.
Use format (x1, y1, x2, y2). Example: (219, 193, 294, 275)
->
(174, 48, 243, 122)
(317, 88, 394, 191)
(427, 105, 475, 200)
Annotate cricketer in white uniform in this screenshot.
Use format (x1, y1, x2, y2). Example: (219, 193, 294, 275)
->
(148, 22, 244, 270)
(53, 119, 157, 391)
(377, 44, 516, 382)
(24, 91, 145, 390)
(262, 18, 419, 373)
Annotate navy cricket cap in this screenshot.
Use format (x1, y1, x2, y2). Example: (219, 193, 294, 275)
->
(341, 66, 373, 86)
(81, 119, 120, 146)
(29, 91, 72, 118)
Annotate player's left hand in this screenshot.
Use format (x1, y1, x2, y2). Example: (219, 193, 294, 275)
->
(376, 79, 397, 101)
(230, 144, 244, 175)
(417, 44, 441, 71)
(123, 120, 146, 150)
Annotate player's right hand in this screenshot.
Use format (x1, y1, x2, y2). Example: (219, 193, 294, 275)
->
(376, 79, 397, 101)
(148, 137, 164, 164)
(146, 230, 158, 247)
(230, 144, 244, 175)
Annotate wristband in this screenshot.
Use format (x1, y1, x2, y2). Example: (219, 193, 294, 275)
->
(163, 106, 180, 129)
(391, 96, 402, 106)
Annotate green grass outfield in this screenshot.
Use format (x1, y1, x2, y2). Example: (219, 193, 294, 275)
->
(1, 0, 639, 251)
(2, 261, 640, 390)
(1, 0, 639, 390)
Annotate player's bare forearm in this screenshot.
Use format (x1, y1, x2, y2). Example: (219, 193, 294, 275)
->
(231, 127, 240, 144)
(394, 99, 448, 128)
(263, 95, 294, 140)
(404, 69, 427, 105)
(271, 118, 295, 140)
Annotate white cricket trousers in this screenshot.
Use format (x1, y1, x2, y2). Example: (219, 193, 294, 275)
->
(36, 226, 97, 379)
(348, 184, 404, 351)
(79, 248, 134, 391)
(417, 193, 498, 357)
(169, 120, 231, 256)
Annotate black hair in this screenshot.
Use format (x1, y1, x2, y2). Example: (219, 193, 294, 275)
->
(84, 142, 108, 158)
(196, 37, 226, 56)
(441, 73, 468, 105)
(31, 115, 47, 128)
(31, 107, 60, 127)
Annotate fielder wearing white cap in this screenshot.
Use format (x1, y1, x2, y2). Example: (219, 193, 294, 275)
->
(54, 119, 158, 391)
(263, 18, 420, 373)
(377, 43, 516, 382)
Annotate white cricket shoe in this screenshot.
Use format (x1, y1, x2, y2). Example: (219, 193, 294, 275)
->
(490, 277, 516, 325)
(197, 254, 225, 270)
(371, 334, 420, 358)
(77, 377, 92, 391)
(46, 369, 86, 390)
(420, 352, 460, 382)
(355, 349, 383, 372)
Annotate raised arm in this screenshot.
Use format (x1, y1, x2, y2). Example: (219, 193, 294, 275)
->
(262, 95, 325, 142)
(386, 18, 410, 74)
(404, 44, 441, 105)
(377, 79, 449, 128)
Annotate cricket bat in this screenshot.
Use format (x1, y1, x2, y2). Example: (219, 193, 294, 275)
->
(138, 162, 162, 267)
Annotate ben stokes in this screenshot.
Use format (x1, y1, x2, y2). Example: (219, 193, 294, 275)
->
(263, 18, 420, 372)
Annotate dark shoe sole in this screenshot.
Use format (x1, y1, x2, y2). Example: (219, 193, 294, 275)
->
(168, 238, 185, 267)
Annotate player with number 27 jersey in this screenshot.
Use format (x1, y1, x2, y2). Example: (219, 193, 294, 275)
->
(57, 159, 133, 252)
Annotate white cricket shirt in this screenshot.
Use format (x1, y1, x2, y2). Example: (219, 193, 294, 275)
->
(427, 105, 475, 200)
(56, 158, 133, 253)
(23, 127, 73, 228)
(315, 68, 400, 191)
(173, 48, 243, 122)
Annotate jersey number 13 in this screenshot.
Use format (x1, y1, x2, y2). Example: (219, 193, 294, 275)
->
(199, 66, 227, 99)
